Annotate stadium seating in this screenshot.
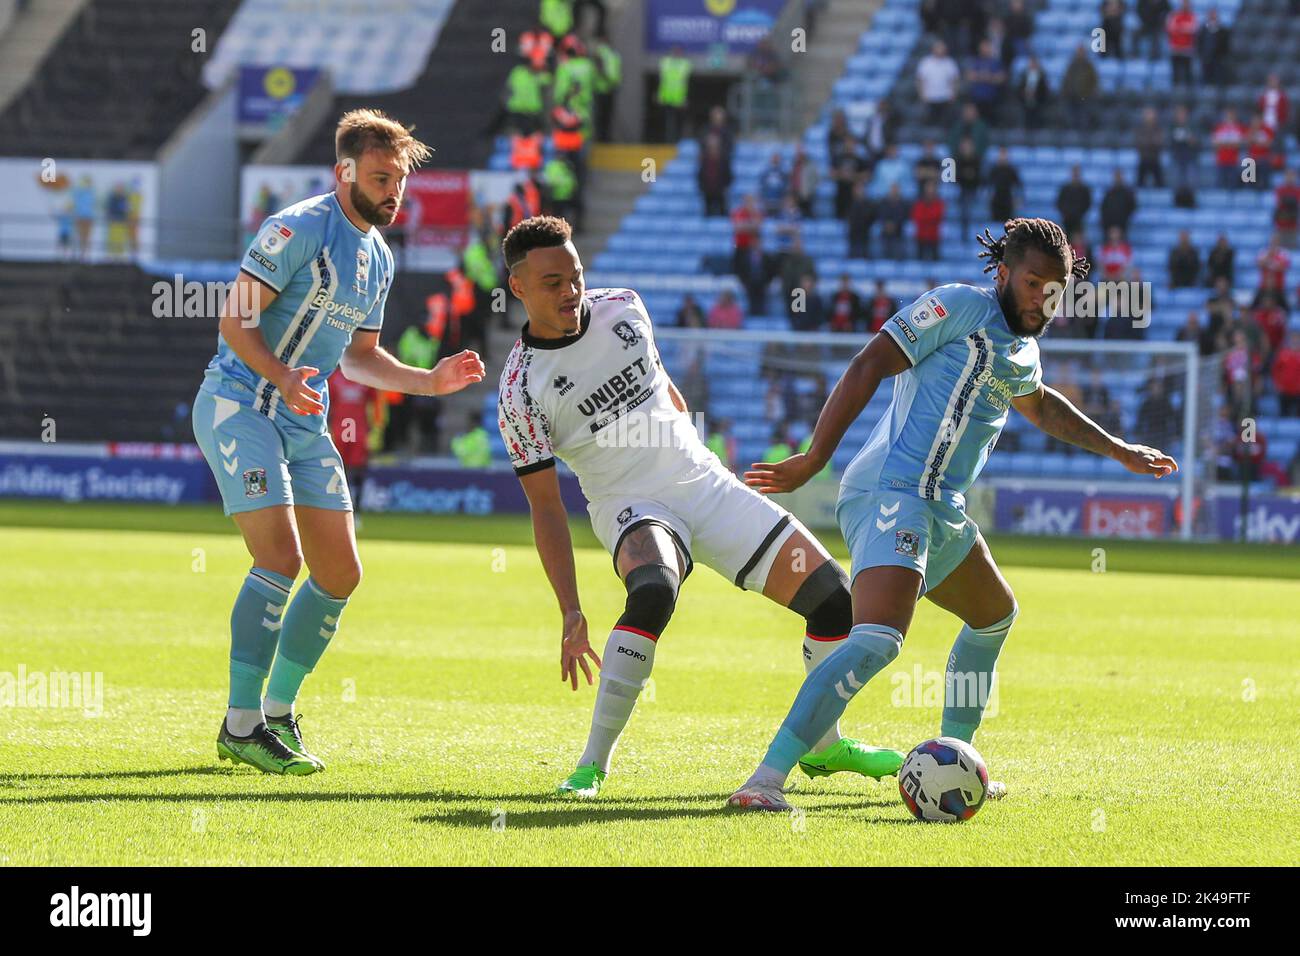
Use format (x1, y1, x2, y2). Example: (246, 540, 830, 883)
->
(514, 0, 1300, 480)
(202, 0, 454, 94)
(0, 0, 242, 159)
(290, 0, 537, 170)
(0, 263, 215, 442)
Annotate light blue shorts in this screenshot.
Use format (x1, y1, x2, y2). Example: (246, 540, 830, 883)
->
(192, 386, 351, 517)
(836, 488, 979, 594)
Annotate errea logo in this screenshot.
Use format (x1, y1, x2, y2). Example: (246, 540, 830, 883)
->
(554, 375, 575, 395)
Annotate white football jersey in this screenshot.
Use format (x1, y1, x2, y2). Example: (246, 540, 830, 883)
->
(498, 287, 716, 501)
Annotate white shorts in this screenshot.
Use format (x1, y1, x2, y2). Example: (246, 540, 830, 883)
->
(588, 464, 803, 590)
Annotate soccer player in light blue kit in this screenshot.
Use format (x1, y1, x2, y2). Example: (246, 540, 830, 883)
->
(193, 109, 485, 774)
(729, 219, 1178, 809)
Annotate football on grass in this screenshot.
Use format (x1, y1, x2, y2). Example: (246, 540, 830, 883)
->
(898, 737, 989, 823)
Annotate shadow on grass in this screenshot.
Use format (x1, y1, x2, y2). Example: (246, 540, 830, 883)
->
(0, 766, 234, 785)
(415, 796, 901, 829)
(0, 774, 901, 825)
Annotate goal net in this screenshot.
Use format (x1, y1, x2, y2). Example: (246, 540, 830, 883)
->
(654, 328, 1216, 541)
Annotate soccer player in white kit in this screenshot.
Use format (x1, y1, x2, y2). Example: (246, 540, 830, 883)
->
(497, 216, 903, 797)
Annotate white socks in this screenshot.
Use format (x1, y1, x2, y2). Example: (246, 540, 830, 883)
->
(226, 707, 263, 737)
(263, 696, 293, 719)
(802, 634, 847, 752)
(578, 629, 657, 772)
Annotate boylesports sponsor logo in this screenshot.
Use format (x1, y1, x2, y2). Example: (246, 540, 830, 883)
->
(309, 289, 370, 331)
(973, 365, 1016, 410)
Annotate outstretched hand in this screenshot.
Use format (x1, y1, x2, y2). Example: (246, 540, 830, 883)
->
(429, 350, 486, 396)
(744, 453, 819, 495)
(560, 609, 601, 691)
(1113, 441, 1178, 478)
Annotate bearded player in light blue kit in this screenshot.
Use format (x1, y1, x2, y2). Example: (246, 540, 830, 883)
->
(728, 219, 1178, 809)
(193, 109, 484, 774)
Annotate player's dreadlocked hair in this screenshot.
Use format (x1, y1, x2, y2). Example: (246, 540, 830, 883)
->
(503, 215, 572, 271)
(976, 218, 1091, 282)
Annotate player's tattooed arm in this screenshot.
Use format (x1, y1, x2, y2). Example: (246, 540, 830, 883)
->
(1015, 384, 1116, 457)
(1014, 384, 1178, 478)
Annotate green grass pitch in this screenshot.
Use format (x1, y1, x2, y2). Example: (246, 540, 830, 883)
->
(1, 501, 1297, 866)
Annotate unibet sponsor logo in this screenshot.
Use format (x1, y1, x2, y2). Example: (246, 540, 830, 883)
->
(617, 645, 647, 661)
(576, 358, 649, 417)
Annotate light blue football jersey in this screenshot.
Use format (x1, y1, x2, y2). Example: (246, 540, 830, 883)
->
(201, 192, 393, 425)
(841, 283, 1042, 509)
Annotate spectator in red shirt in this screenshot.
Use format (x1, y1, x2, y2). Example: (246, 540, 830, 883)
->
(707, 289, 744, 329)
(1249, 291, 1287, 355)
(1273, 169, 1300, 248)
(828, 274, 864, 332)
(1211, 108, 1245, 189)
(1223, 328, 1261, 418)
(1099, 226, 1133, 280)
(730, 193, 763, 275)
(1257, 237, 1291, 306)
(911, 180, 945, 260)
(327, 368, 374, 510)
(1272, 330, 1300, 415)
(1245, 116, 1276, 189)
(1259, 73, 1290, 135)
(867, 279, 896, 332)
(1166, 0, 1198, 86)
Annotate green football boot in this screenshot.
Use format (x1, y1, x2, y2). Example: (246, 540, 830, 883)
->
(266, 713, 325, 771)
(555, 763, 606, 798)
(798, 739, 905, 780)
(216, 719, 319, 775)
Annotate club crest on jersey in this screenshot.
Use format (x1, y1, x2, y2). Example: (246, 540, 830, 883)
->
(258, 223, 293, 256)
(895, 529, 920, 557)
(553, 375, 575, 395)
(1009, 339, 1023, 355)
(616, 507, 635, 526)
(242, 468, 268, 498)
(612, 321, 641, 349)
(354, 248, 370, 294)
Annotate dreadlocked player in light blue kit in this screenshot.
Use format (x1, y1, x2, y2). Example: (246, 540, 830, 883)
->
(728, 218, 1179, 810)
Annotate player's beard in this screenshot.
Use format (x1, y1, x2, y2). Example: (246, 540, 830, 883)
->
(999, 282, 1053, 338)
(350, 182, 399, 227)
